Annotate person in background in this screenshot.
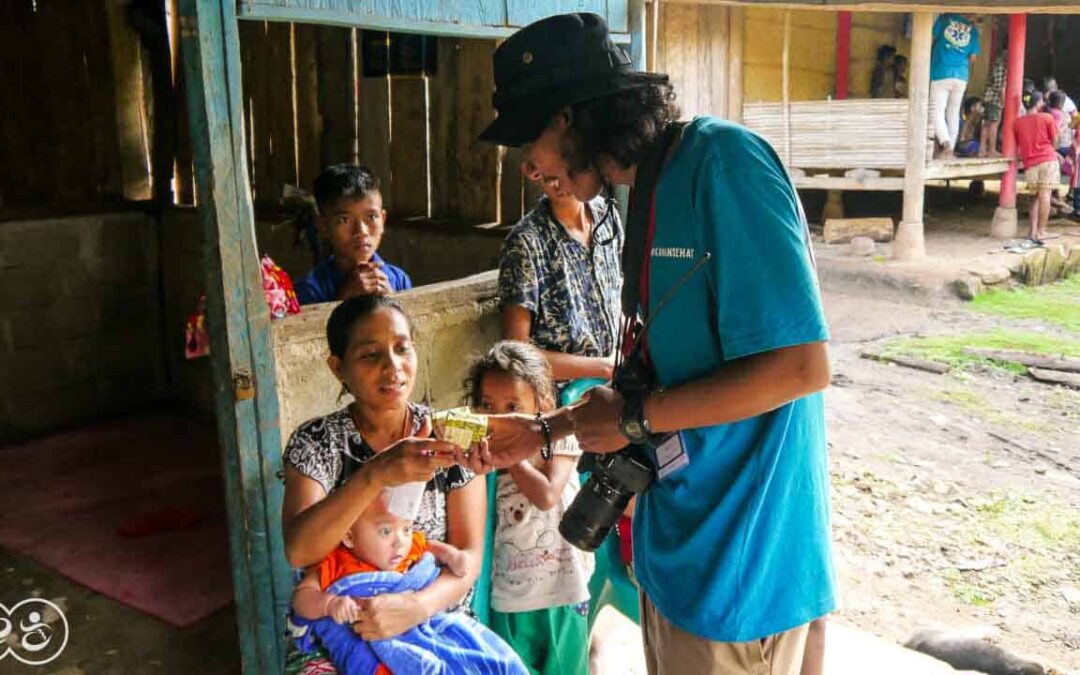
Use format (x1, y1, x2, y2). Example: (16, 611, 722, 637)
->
(980, 49, 1006, 157)
(892, 55, 909, 98)
(294, 165, 412, 306)
(957, 97, 984, 157)
(498, 162, 622, 383)
(930, 14, 980, 158)
(1043, 76, 1077, 117)
(870, 45, 897, 99)
(1013, 91, 1061, 243)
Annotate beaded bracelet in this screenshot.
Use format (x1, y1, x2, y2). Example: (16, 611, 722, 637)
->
(535, 412, 553, 461)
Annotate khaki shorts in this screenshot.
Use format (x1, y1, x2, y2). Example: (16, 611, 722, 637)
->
(1026, 160, 1061, 194)
(640, 591, 810, 675)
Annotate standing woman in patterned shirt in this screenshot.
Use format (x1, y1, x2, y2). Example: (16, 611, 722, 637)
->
(281, 295, 486, 674)
(498, 160, 623, 382)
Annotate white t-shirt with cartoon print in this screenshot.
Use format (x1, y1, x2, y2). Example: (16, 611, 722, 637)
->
(490, 436, 594, 613)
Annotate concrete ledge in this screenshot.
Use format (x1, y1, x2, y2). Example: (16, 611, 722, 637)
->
(272, 271, 499, 445)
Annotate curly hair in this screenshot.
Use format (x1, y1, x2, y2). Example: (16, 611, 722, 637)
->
(464, 340, 556, 413)
(562, 82, 681, 175)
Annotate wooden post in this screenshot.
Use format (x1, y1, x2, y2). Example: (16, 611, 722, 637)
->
(177, 2, 292, 672)
(781, 9, 792, 165)
(991, 14, 1027, 239)
(727, 7, 744, 123)
(894, 11, 934, 261)
(835, 12, 852, 100)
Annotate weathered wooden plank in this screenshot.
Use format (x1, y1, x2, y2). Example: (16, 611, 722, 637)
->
(860, 351, 950, 374)
(500, 146, 525, 224)
(1028, 367, 1080, 390)
(506, 0, 606, 27)
(456, 39, 500, 223)
(357, 69, 392, 190)
(266, 21, 298, 204)
(429, 37, 460, 219)
(172, 0, 196, 205)
(106, 0, 153, 201)
(178, 1, 291, 671)
(389, 76, 430, 217)
(823, 217, 894, 243)
(316, 25, 357, 167)
(0, 0, 53, 209)
(295, 23, 322, 189)
(243, 0, 505, 27)
(962, 349, 1080, 374)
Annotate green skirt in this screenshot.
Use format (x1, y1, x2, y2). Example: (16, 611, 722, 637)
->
(490, 603, 590, 675)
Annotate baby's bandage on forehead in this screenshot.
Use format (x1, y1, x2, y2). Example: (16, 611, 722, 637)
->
(384, 482, 426, 521)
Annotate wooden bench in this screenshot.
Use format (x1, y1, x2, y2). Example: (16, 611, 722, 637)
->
(743, 99, 1011, 191)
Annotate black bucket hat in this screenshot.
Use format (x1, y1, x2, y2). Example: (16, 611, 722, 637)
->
(479, 12, 668, 147)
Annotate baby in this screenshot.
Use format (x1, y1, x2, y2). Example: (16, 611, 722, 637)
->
(290, 490, 526, 675)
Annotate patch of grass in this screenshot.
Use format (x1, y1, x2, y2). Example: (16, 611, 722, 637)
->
(929, 388, 1048, 432)
(880, 330, 1080, 374)
(970, 276, 1080, 333)
(969, 491, 1080, 551)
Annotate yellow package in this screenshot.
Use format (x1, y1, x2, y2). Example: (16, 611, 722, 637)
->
(432, 407, 489, 451)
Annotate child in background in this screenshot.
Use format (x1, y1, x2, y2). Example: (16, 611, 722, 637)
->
(892, 55, 909, 98)
(1014, 90, 1061, 243)
(957, 97, 984, 156)
(980, 50, 1006, 157)
(290, 490, 526, 675)
(467, 341, 593, 675)
(295, 164, 412, 305)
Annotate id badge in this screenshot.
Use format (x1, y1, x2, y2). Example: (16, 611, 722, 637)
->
(653, 432, 689, 480)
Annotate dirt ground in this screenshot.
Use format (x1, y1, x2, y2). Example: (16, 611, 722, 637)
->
(3, 239, 1079, 674)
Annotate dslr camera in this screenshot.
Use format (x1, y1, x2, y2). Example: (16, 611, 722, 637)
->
(559, 351, 658, 552)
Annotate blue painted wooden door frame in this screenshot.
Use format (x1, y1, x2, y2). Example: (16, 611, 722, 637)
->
(178, 1, 645, 671)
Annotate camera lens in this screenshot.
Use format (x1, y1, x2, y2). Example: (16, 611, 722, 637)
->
(559, 475, 631, 552)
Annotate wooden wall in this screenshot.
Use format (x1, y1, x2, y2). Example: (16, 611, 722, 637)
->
(0, 0, 137, 216)
(235, 23, 520, 226)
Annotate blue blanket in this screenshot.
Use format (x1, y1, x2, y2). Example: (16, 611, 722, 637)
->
(290, 553, 526, 675)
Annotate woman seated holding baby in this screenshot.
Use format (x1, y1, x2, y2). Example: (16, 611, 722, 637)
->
(282, 295, 513, 674)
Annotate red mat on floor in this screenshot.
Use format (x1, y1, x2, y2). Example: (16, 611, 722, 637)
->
(0, 415, 233, 627)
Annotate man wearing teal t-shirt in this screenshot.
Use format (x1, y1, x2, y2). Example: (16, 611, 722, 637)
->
(930, 14, 981, 158)
(472, 13, 835, 675)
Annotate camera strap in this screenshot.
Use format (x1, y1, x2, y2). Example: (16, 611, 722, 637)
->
(620, 121, 686, 364)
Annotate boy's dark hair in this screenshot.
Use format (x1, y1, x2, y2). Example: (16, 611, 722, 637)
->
(1048, 90, 1066, 110)
(894, 54, 908, 66)
(464, 340, 555, 412)
(326, 295, 412, 358)
(876, 44, 897, 62)
(1043, 76, 1058, 91)
(1023, 89, 1043, 112)
(313, 164, 381, 211)
(1023, 78, 1036, 93)
(562, 83, 680, 175)
(963, 96, 983, 115)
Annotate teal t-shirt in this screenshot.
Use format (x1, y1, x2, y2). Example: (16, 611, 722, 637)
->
(930, 14, 980, 82)
(633, 117, 835, 642)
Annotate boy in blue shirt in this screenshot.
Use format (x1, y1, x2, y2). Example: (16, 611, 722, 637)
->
(472, 13, 834, 675)
(295, 164, 412, 305)
(930, 14, 980, 158)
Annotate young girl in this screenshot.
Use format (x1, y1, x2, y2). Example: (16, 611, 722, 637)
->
(467, 341, 593, 675)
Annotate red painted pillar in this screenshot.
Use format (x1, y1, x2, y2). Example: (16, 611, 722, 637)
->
(999, 14, 1027, 210)
(835, 12, 852, 99)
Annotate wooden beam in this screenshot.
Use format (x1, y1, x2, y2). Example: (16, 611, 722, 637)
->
(177, 1, 292, 672)
(727, 7, 745, 122)
(924, 158, 1012, 180)
(894, 11, 933, 261)
(793, 175, 905, 191)
(992, 14, 1027, 238)
(781, 9, 792, 165)
(664, 0, 1080, 12)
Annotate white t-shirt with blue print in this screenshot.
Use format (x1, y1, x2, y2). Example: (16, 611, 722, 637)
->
(632, 117, 835, 643)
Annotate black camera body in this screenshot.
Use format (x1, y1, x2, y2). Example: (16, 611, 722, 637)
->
(558, 350, 658, 553)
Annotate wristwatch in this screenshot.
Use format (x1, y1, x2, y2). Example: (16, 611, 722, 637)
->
(619, 393, 652, 444)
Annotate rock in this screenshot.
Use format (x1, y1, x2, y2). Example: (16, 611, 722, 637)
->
(849, 236, 876, 256)
(906, 495, 936, 514)
(1042, 244, 1067, 284)
(1064, 244, 1080, 277)
(953, 275, 984, 300)
(1061, 586, 1080, 605)
(929, 414, 950, 428)
(978, 268, 1012, 285)
(1021, 248, 1048, 285)
(1034, 465, 1047, 475)
(825, 217, 894, 244)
